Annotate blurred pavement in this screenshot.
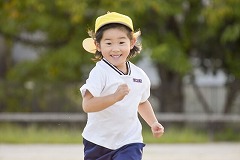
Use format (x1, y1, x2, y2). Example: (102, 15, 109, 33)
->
(0, 143, 240, 160)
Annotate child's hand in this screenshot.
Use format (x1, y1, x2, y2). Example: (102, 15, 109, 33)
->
(151, 122, 164, 138)
(113, 84, 130, 101)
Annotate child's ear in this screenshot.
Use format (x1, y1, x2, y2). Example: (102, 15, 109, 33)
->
(130, 38, 137, 49)
(95, 41, 101, 52)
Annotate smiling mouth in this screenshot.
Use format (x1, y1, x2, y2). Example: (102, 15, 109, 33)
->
(111, 54, 122, 58)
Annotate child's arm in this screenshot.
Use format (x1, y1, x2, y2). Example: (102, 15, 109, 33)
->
(82, 84, 129, 112)
(138, 100, 164, 138)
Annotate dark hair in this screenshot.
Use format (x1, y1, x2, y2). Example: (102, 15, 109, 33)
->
(88, 23, 142, 62)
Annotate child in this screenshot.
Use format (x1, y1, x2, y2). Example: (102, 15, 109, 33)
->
(80, 11, 164, 160)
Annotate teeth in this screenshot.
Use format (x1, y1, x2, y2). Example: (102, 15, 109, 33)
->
(111, 55, 121, 58)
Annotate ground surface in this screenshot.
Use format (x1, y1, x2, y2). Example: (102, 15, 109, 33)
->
(0, 143, 240, 160)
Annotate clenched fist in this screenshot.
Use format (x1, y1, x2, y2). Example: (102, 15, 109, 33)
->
(151, 122, 164, 138)
(113, 84, 130, 101)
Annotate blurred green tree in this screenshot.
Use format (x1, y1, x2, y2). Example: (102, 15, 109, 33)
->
(200, 0, 240, 113)
(0, 0, 239, 113)
(0, 0, 93, 82)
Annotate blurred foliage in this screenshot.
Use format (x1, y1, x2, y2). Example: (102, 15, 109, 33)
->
(200, 0, 240, 75)
(0, 0, 240, 112)
(0, 82, 82, 112)
(152, 36, 191, 75)
(0, 0, 93, 82)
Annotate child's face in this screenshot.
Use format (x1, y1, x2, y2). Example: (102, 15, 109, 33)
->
(96, 28, 135, 71)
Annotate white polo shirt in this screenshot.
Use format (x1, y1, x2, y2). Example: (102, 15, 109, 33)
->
(80, 58, 150, 150)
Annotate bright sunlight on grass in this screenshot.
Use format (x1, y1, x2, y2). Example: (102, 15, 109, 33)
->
(0, 123, 239, 144)
(143, 127, 208, 143)
(0, 123, 83, 144)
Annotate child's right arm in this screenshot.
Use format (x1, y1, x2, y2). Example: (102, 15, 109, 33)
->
(82, 84, 129, 113)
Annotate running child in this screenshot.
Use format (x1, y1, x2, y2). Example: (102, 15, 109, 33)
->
(80, 11, 164, 160)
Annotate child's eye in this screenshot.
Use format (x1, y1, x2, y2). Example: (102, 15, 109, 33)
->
(106, 43, 111, 45)
(120, 42, 125, 44)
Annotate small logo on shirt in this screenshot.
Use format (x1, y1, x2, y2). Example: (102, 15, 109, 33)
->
(133, 78, 142, 83)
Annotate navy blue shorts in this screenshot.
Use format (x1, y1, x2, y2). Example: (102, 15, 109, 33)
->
(83, 138, 145, 160)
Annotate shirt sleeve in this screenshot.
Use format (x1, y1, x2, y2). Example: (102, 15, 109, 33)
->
(80, 66, 105, 97)
(140, 71, 151, 103)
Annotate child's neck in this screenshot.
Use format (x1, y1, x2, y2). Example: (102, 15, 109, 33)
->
(116, 62, 128, 75)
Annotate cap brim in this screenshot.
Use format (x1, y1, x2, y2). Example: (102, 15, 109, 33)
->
(82, 38, 96, 54)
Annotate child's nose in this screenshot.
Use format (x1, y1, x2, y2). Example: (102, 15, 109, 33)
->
(112, 45, 120, 52)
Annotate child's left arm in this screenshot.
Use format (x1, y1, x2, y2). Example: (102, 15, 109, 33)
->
(138, 100, 164, 138)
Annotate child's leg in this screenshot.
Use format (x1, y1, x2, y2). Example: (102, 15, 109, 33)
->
(113, 143, 145, 160)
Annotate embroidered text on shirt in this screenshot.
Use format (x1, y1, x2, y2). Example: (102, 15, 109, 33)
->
(133, 78, 142, 83)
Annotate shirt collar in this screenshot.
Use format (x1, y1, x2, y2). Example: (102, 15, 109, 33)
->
(102, 58, 131, 75)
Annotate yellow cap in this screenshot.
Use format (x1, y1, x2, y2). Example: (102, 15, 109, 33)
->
(95, 12, 134, 33)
